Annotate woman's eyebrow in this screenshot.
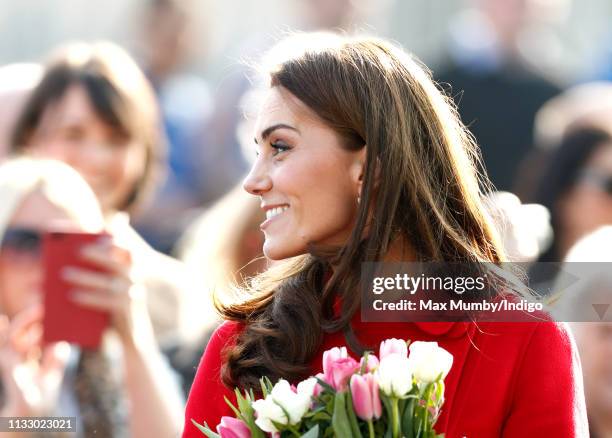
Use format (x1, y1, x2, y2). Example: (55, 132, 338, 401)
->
(254, 123, 300, 144)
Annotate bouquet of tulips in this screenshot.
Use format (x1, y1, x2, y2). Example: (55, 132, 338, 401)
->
(193, 338, 453, 438)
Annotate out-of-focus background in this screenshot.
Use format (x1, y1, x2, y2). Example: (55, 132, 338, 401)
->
(0, 0, 604, 79)
(3, 0, 610, 251)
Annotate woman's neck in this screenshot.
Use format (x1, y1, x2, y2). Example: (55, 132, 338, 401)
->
(383, 236, 417, 262)
(327, 235, 417, 275)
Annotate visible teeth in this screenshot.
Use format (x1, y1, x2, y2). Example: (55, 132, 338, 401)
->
(266, 206, 289, 220)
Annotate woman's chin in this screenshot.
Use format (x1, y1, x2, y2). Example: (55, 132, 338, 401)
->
(263, 239, 306, 261)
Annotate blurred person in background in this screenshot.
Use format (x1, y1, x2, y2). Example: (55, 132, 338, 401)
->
(131, 0, 216, 254)
(168, 184, 266, 397)
(0, 63, 42, 160)
(9, 41, 190, 347)
(436, 0, 564, 192)
(517, 82, 612, 201)
(533, 128, 612, 263)
(557, 227, 612, 438)
(532, 82, 612, 151)
(297, 0, 357, 31)
(0, 158, 182, 437)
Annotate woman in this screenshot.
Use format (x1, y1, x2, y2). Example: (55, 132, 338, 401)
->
(0, 158, 183, 437)
(183, 34, 587, 437)
(534, 128, 612, 263)
(10, 41, 189, 344)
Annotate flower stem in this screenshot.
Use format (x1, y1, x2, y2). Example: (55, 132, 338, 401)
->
(392, 397, 400, 438)
(368, 419, 375, 438)
(286, 425, 301, 437)
(422, 385, 432, 433)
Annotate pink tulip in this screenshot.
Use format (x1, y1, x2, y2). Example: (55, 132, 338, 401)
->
(323, 347, 348, 382)
(216, 417, 251, 438)
(330, 357, 360, 391)
(379, 338, 407, 359)
(360, 354, 380, 372)
(322, 346, 360, 391)
(350, 373, 382, 421)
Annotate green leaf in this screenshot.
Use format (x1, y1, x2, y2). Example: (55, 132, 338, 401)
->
(235, 389, 251, 413)
(223, 395, 241, 417)
(332, 392, 354, 437)
(401, 397, 415, 438)
(229, 389, 265, 438)
(414, 407, 424, 438)
(300, 425, 320, 438)
(190, 419, 221, 438)
(310, 411, 332, 422)
(345, 390, 364, 438)
(380, 393, 394, 425)
(271, 419, 287, 432)
(315, 376, 336, 394)
(384, 426, 393, 438)
(260, 376, 274, 397)
(435, 381, 445, 406)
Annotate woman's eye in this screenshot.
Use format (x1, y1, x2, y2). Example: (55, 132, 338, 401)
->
(271, 142, 291, 155)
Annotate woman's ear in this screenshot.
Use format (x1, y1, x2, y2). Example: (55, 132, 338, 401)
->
(350, 146, 368, 200)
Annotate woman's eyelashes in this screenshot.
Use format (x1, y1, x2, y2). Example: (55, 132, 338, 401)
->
(253, 140, 292, 158)
(270, 141, 291, 156)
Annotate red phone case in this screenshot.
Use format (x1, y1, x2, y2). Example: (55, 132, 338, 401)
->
(42, 231, 110, 349)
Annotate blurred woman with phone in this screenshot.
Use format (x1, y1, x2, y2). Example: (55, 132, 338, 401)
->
(10, 41, 190, 346)
(0, 158, 182, 437)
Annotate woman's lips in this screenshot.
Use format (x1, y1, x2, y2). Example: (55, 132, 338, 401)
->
(261, 205, 289, 230)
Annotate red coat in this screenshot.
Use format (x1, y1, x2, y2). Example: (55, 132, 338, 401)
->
(183, 317, 588, 437)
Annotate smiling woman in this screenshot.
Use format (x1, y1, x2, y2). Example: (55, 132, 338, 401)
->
(9, 41, 188, 345)
(183, 33, 588, 437)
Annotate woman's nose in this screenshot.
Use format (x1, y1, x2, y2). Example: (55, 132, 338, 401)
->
(243, 160, 272, 196)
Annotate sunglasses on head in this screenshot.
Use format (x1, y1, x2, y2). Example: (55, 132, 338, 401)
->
(578, 170, 612, 195)
(1, 227, 42, 254)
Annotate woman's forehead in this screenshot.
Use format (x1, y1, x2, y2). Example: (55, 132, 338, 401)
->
(254, 87, 322, 138)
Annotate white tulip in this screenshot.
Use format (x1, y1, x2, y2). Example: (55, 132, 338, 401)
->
(408, 341, 453, 384)
(376, 353, 413, 397)
(252, 396, 287, 433)
(297, 377, 318, 399)
(252, 378, 315, 432)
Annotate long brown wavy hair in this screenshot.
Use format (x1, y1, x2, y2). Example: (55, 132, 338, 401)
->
(218, 34, 505, 389)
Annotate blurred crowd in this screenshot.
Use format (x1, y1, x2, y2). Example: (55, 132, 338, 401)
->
(0, 0, 611, 436)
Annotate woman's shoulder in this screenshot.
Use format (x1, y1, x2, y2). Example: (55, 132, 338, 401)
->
(182, 320, 245, 437)
(492, 321, 588, 435)
(213, 320, 244, 338)
(449, 320, 588, 436)
(474, 319, 574, 355)
(207, 320, 243, 350)
(194, 320, 244, 374)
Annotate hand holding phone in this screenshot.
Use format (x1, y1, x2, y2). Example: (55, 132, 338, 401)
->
(42, 231, 111, 348)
